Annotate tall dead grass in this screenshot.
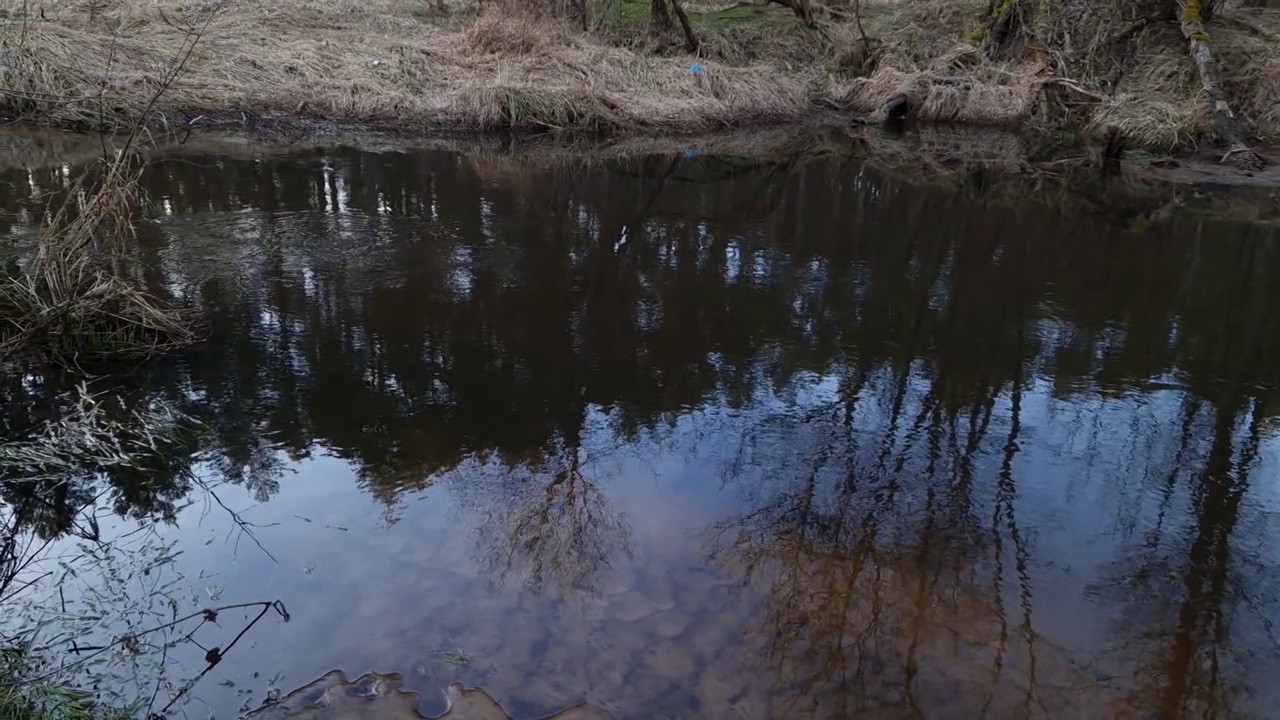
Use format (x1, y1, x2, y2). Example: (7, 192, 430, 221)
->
(1082, 44, 1214, 150)
(849, 0, 1280, 146)
(835, 48, 1040, 125)
(3, 0, 1279, 147)
(1250, 58, 1280, 134)
(0, 0, 808, 131)
(1218, 14, 1280, 139)
(0, 162, 197, 360)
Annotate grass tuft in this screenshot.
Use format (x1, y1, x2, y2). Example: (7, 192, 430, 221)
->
(459, 85, 621, 130)
(0, 678, 126, 720)
(1085, 47, 1213, 151)
(835, 59, 1038, 125)
(0, 162, 199, 361)
(1248, 58, 1280, 135)
(1215, 14, 1280, 138)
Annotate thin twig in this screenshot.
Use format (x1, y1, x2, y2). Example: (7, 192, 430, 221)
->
(157, 601, 289, 715)
(99, 35, 121, 162)
(144, 641, 169, 718)
(852, 0, 871, 48)
(1042, 77, 1104, 101)
(19, 0, 29, 48)
(12, 601, 287, 687)
(121, 0, 227, 155)
(194, 477, 279, 563)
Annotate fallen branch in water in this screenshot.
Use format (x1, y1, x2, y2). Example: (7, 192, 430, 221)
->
(15, 600, 290, 685)
(155, 600, 291, 716)
(7, 599, 290, 719)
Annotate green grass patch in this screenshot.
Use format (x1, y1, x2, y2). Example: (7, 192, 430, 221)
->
(700, 3, 776, 29)
(601, 0, 652, 32)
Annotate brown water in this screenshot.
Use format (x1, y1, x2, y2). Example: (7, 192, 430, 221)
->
(4, 145, 1280, 720)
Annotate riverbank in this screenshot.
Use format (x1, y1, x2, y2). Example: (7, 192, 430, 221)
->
(5, 0, 1280, 153)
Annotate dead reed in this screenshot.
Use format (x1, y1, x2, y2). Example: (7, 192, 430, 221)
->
(2, 0, 1279, 148)
(0, 161, 198, 360)
(0, 0, 809, 132)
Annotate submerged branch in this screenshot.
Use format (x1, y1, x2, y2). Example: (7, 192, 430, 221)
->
(193, 476, 281, 563)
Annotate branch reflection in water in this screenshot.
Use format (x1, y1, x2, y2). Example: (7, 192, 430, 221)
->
(1, 138, 1278, 718)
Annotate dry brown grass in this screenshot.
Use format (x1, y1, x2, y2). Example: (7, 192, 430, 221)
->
(1085, 47, 1214, 151)
(0, 161, 198, 360)
(834, 43, 1040, 126)
(3, 0, 1280, 147)
(1249, 58, 1280, 136)
(0, 0, 808, 131)
(857, 0, 987, 68)
(851, 0, 1280, 148)
(821, 0, 1038, 127)
(1080, 16, 1280, 149)
(1216, 12, 1280, 139)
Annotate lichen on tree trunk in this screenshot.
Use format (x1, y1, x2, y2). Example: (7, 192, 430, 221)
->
(1179, 0, 1266, 169)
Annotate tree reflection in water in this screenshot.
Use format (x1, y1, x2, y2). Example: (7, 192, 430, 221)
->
(1, 144, 1279, 717)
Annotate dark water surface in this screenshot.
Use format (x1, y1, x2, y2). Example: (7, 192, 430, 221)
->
(5, 146, 1280, 720)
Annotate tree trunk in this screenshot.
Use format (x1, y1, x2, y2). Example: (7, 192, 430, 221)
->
(669, 0, 700, 52)
(1179, 0, 1266, 169)
(650, 0, 672, 32)
(982, 0, 1025, 56)
(767, 0, 813, 24)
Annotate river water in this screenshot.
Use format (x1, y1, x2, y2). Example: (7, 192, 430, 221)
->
(4, 142, 1280, 719)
